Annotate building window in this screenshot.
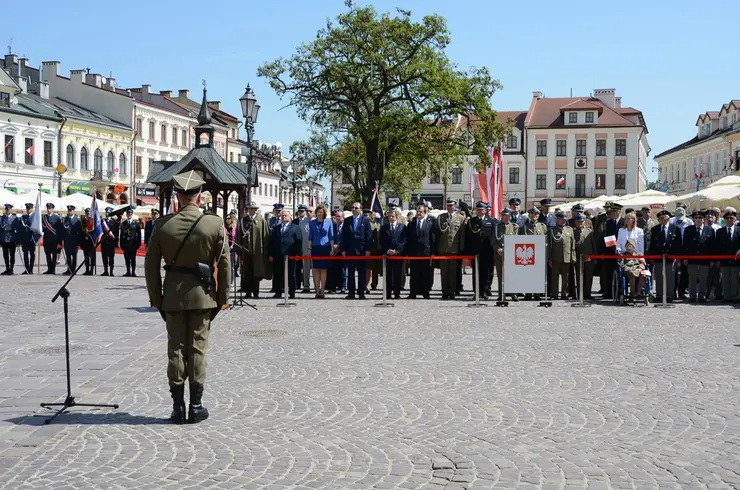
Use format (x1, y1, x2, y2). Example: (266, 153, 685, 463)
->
(135, 156, 142, 175)
(44, 141, 53, 167)
(556, 140, 567, 157)
(576, 139, 586, 156)
(0, 93, 9, 107)
(506, 135, 517, 149)
(161, 125, 167, 143)
(681, 161, 687, 182)
(615, 174, 626, 189)
(136, 118, 142, 137)
(148, 121, 155, 140)
(569, 112, 577, 123)
(107, 151, 115, 176)
(596, 139, 606, 156)
(94, 149, 103, 176)
(259, 183, 263, 195)
(119, 153, 127, 175)
(182, 129, 188, 148)
(229, 152, 233, 162)
(80, 147, 89, 171)
(585, 112, 594, 123)
(722, 116, 728, 129)
(172, 127, 178, 146)
(451, 167, 463, 184)
(3, 135, 14, 162)
(536, 140, 547, 157)
(24, 138, 34, 165)
(509, 167, 520, 184)
(555, 174, 566, 190)
(66, 144, 75, 169)
(615, 139, 626, 156)
(595, 174, 606, 189)
(429, 170, 441, 184)
(535, 174, 547, 190)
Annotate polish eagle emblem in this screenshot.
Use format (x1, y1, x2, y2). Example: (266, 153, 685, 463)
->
(514, 243, 535, 266)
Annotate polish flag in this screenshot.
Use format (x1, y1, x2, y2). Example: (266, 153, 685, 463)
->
(490, 144, 504, 217)
(604, 235, 617, 247)
(556, 176, 566, 186)
(26, 145, 34, 156)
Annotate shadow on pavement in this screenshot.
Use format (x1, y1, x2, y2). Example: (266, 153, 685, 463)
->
(6, 412, 169, 426)
(122, 306, 158, 313)
(105, 285, 147, 291)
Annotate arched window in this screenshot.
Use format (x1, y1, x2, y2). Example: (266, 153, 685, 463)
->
(119, 153, 127, 175)
(94, 149, 103, 175)
(66, 144, 75, 169)
(80, 147, 89, 171)
(107, 151, 115, 174)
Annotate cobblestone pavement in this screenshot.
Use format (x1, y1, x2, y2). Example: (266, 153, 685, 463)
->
(0, 259, 738, 489)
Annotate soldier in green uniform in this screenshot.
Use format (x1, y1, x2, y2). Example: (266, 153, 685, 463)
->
(492, 209, 518, 301)
(465, 201, 494, 299)
(548, 212, 576, 299)
(568, 204, 592, 230)
(237, 202, 271, 298)
(145, 170, 230, 424)
(436, 198, 466, 299)
(518, 207, 547, 236)
(572, 214, 596, 299)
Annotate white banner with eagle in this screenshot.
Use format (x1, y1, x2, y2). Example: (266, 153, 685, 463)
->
(503, 235, 547, 294)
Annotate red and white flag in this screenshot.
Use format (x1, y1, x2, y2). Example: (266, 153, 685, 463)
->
(26, 145, 34, 156)
(604, 235, 617, 247)
(557, 176, 566, 186)
(491, 144, 504, 217)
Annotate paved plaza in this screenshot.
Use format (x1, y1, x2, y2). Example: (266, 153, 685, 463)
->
(0, 257, 738, 489)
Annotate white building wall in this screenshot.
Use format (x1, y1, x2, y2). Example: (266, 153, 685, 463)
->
(0, 114, 60, 193)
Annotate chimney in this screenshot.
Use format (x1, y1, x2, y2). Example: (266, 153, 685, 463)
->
(85, 73, 102, 87)
(532, 91, 543, 99)
(160, 90, 172, 97)
(18, 57, 27, 79)
(3, 54, 17, 71)
(178, 89, 190, 99)
(38, 81, 50, 99)
(106, 77, 117, 91)
(17, 76, 27, 94)
(41, 61, 60, 81)
(208, 101, 221, 111)
(70, 69, 85, 83)
(615, 96, 622, 109)
(593, 88, 616, 108)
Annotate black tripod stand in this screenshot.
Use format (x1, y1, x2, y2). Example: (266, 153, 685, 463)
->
(40, 249, 119, 424)
(229, 240, 256, 310)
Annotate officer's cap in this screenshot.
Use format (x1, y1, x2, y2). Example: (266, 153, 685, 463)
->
(723, 210, 736, 219)
(475, 201, 486, 209)
(84, 207, 91, 213)
(24, 203, 33, 209)
(539, 198, 552, 206)
(692, 210, 706, 218)
(509, 197, 521, 206)
(446, 198, 457, 206)
(608, 203, 623, 212)
(46, 202, 55, 209)
(388, 203, 397, 209)
(575, 214, 586, 221)
(246, 202, 259, 209)
(555, 211, 566, 220)
(4, 203, 13, 210)
(67, 204, 77, 211)
(528, 206, 541, 215)
(104, 206, 113, 213)
(296, 204, 307, 211)
(571, 203, 584, 212)
(151, 209, 160, 216)
(273, 203, 284, 210)
(172, 170, 205, 195)
(362, 208, 371, 214)
(657, 210, 672, 218)
(501, 209, 512, 217)
(125, 209, 134, 215)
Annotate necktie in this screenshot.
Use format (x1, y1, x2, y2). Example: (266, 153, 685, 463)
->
(391, 224, 395, 233)
(663, 226, 667, 240)
(282, 224, 287, 234)
(729, 227, 734, 239)
(354, 217, 358, 232)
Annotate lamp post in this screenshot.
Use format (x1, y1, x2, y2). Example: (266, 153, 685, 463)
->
(239, 85, 260, 205)
(290, 155, 299, 216)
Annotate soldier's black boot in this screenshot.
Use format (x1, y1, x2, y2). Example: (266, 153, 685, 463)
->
(169, 386, 186, 424)
(188, 385, 209, 424)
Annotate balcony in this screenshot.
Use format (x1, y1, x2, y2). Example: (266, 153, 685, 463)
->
(566, 186, 595, 198)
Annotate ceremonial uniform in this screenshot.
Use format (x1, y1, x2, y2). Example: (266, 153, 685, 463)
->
(491, 213, 517, 300)
(648, 210, 682, 302)
(80, 209, 96, 275)
(18, 204, 38, 274)
(145, 171, 230, 424)
(62, 206, 81, 275)
(238, 204, 271, 298)
(538, 199, 557, 229)
(120, 212, 141, 276)
(268, 204, 283, 293)
(436, 201, 466, 299)
(0, 204, 19, 274)
(42, 204, 64, 274)
(518, 219, 547, 236)
(572, 217, 596, 299)
(465, 202, 495, 299)
(714, 211, 740, 302)
(100, 209, 120, 276)
(683, 212, 714, 302)
(548, 215, 576, 299)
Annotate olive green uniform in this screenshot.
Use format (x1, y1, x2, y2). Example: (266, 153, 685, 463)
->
(436, 211, 466, 297)
(491, 221, 517, 299)
(548, 225, 576, 299)
(574, 226, 596, 299)
(145, 205, 230, 391)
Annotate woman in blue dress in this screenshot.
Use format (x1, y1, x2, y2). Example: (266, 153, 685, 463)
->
(308, 205, 335, 298)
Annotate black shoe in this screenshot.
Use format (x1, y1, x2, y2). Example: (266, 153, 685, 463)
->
(394, 294, 401, 300)
(289, 293, 296, 299)
(188, 385, 209, 424)
(43, 270, 53, 275)
(345, 294, 356, 300)
(272, 293, 282, 299)
(169, 386, 186, 424)
(6, 270, 13, 275)
(83, 271, 93, 276)
(21, 271, 28, 275)
(109, 272, 114, 277)
(101, 271, 109, 276)
(131, 273, 137, 277)
(301, 288, 311, 293)
(423, 294, 430, 299)
(252, 293, 259, 299)
(0, 270, 7, 276)
(358, 294, 366, 300)
(62, 271, 71, 276)
(688, 298, 696, 303)
(123, 272, 131, 277)
(406, 295, 417, 299)
(698, 298, 708, 303)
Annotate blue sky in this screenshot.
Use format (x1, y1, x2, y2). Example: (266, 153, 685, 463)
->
(7, 0, 739, 181)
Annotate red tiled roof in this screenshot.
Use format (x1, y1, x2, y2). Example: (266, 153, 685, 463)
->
(616, 107, 640, 114)
(696, 111, 720, 125)
(527, 97, 639, 129)
(455, 111, 527, 131)
(559, 99, 603, 113)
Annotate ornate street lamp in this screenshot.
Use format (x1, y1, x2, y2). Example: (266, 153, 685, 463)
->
(239, 85, 260, 203)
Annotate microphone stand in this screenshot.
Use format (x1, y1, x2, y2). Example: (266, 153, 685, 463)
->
(40, 239, 119, 424)
(228, 240, 257, 310)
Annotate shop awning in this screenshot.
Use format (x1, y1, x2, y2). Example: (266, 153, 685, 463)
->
(66, 181, 92, 195)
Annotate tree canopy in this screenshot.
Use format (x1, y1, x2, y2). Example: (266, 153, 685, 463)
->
(258, 0, 506, 206)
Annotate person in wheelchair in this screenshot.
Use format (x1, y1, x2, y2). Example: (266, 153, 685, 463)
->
(618, 239, 647, 299)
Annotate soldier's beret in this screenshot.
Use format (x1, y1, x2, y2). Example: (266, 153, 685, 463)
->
(273, 203, 284, 210)
(571, 204, 584, 211)
(475, 201, 486, 209)
(555, 212, 566, 219)
(446, 198, 457, 205)
(24, 203, 33, 209)
(528, 206, 541, 214)
(539, 198, 552, 206)
(4, 203, 13, 210)
(172, 170, 206, 195)
(692, 210, 706, 218)
(46, 202, 55, 208)
(509, 197, 521, 206)
(723, 210, 736, 218)
(297, 204, 308, 211)
(501, 209, 512, 217)
(657, 210, 672, 217)
(575, 214, 586, 221)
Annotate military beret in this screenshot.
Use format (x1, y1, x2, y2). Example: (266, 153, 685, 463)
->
(24, 203, 33, 209)
(273, 203, 284, 210)
(4, 203, 13, 210)
(539, 198, 552, 206)
(172, 170, 205, 195)
(246, 202, 259, 209)
(575, 214, 586, 221)
(475, 201, 486, 209)
(555, 211, 566, 219)
(723, 210, 736, 218)
(46, 202, 55, 209)
(528, 206, 541, 214)
(657, 210, 672, 218)
(692, 210, 706, 218)
(571, 204, 584, 211)
(509, 197, 521, 206)
(446, 198, 457, 205)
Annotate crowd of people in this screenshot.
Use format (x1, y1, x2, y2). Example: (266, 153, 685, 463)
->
(226, 197, 740, 304)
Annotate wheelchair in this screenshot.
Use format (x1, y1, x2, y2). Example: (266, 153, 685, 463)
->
(611, 260, 652, 306)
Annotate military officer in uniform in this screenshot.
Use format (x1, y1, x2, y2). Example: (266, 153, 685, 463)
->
(42, 203, 64, 274)
(508, 198, 527, 227)
(572, 214, 596, 299)
(436, 199, 466, 299)
(548, 212, 576, 299)
(492, 209, 518, 301)
(120, 209, 141, 277)
(465, 201, 495, 299)
(19, 203, 37, 274)
(62, 205, 81, 275)
(568, 204, 592, 230)
(518, 207, 548, 236)
(268, 203, 282, 229)
(0, 204, 18, 275)
(538, 199, 557, 228)
(648, 209, 683, 303)
(238, 202, 271, 298)
(79, 208, 96, 275)
(100, 207, 120, 276)
(145, 170, 230, 424)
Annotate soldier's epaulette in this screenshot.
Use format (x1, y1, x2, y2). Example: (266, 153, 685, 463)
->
(202, 210, 219, 217)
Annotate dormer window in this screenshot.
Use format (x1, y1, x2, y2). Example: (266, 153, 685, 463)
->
(585, 112, 594, 123)
(0, 92, 9, 107)
(569, 112, 577, 123)
(722, 116, 728, 129)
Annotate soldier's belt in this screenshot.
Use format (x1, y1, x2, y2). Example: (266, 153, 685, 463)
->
(163, 263, 214, 292)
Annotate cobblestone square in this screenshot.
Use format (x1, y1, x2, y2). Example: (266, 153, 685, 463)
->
(0, 262, 738, 489)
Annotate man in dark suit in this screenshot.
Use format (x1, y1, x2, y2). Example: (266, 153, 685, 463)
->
(682, 211, 715, 302)
(405, 202, 436, 299)
(62, 205, 81, 275)
(144, 209, 159, 248)
(648, 209, 682, 302)
(714, 210, 740, 302)
(42, 203, 64, 274)
(268, 209, 303, 299)
(0, 203, 18, 275)
(379, 208, 406, 299)
(599, 202, 623, 298)
(340, 202, 372, 299)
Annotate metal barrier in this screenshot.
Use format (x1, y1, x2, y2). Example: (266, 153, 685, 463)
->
(276, 255, 296, 308)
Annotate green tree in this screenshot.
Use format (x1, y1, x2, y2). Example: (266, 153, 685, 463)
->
(645, 179, 661, 190)
(259, 1, 505, 205)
